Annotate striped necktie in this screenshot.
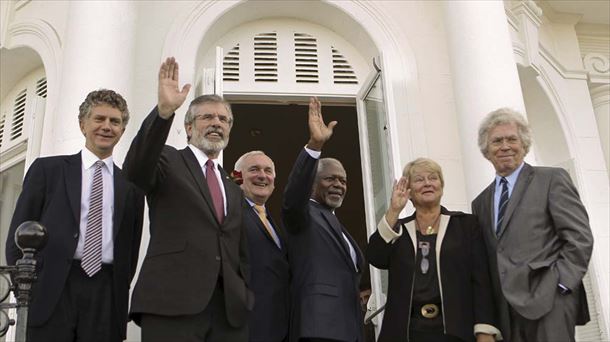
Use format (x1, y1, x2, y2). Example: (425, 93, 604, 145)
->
(496, 177, 509, 235)
(82, 160, 104, 276)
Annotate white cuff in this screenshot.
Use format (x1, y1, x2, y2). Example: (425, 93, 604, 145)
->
(474, 323, 503, 341)
(378, 216, 402, 243)
(304, 146, 321, 159)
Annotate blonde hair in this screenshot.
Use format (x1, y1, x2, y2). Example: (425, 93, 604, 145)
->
(402, 158, 444, 188)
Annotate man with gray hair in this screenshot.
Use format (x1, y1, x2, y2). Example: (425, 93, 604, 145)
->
(124, 57, 252, 341)
(234, 151, 290, 342)
(471, 107, 593, 342)
(282, 97, 364, 342)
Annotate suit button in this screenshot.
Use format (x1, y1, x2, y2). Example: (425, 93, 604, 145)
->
(73, 233, 78, 239)
(215, 256, 221, 261)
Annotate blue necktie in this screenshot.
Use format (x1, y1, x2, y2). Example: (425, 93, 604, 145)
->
(496, 177, 509, 235)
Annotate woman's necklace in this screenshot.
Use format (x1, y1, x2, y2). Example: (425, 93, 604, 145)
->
(415, 213, 441, 235)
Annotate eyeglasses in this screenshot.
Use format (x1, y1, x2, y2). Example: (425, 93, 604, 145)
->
(193, 113, 232, 125)
(419, 241, 430, 274)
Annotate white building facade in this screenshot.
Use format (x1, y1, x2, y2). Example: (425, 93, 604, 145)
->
(0, 1, 608, 341)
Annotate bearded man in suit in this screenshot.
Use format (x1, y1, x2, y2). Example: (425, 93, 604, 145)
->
(471, 107, 593, 342)
(124, 57, 253, 342)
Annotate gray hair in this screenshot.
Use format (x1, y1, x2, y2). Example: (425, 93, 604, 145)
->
(184, 94, 233, 126)
(234, 150, 275, 176)
(78, 89, 129, 127)
(316, 158, 344, 178)
(478, 108, 532, 156)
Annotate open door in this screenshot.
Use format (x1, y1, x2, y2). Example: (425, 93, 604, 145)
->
(357, 58, 395, 337)
(201, 46, 225, 164)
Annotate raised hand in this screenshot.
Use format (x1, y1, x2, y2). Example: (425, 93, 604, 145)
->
(158, 57, 192, 119)
(306, 97, 337, 151)
(385, 176, 410, 228)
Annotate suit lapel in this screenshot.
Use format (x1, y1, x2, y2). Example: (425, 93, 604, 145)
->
(244, 201, 281, 250)
(318, 207, 356, 270)
(113, 165, 127, 238)
(180, 148, 220, 225)
(220, 167, 240, 229)
(66, 153, 82, 226)
(498, 164, 534, 238)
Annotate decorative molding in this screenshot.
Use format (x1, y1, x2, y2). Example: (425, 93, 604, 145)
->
(14, 0, 30, 11)
(510, 0, 543, 69)
(583, 53, 610, 85)
(589, 84, 610, 108)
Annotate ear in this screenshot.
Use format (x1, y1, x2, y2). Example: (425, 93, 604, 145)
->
(79, 120, 86, 136)
(185, 123, 193, 139)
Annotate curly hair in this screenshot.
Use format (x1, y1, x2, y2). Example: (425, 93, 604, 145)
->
(78, 89, 129, 126)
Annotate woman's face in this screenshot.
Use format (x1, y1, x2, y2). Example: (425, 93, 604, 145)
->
(409, 168, 443, 208)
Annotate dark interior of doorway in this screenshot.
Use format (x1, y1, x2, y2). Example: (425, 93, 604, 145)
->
(223, 102, 371, 290)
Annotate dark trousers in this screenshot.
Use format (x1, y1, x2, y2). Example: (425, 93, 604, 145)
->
(509, 289, 580, 342)
(27, 262, 119, 342)
(409, 330, 464, 342)
(140, 281, 248, 342)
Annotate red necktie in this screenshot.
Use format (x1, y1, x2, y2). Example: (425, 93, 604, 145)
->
(205, 160, 225, 223)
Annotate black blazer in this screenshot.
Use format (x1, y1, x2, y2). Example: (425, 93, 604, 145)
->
(282, 149, 364, 342)
(243, 200, 290, 342)
(367, 209, 497, 342)
(123, 107, 253, 328)
(5, 153, 144, 338)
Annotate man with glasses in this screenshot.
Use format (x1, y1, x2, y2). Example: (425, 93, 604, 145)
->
(123, 57, 252, 342)
(472, 108, 593, 342)
(282, 97, 364, 342)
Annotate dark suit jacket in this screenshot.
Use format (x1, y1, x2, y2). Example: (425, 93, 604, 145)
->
(5, 153, 144, 338)
(123, 107, 253, 328)
(472, 163, 593, 340)
(367, 208, 497, 342)
(281, 149, 364, 342)
(243, 200, 290, 342)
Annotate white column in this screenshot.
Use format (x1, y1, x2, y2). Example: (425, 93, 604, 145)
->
(45, 1, 136, 160)
(590, 85, 610, 175)
(443, 0, 526, 200)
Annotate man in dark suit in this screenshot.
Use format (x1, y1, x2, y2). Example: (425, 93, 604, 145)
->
(5, 89, 144, 342)
(472, 108, 594, 342)
(282, 97, 364, 342)
(234, 151, 290, 342)
(123, 57, 253, 342)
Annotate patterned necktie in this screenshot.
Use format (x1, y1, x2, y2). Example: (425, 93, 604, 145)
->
(82, 160, 104, 276)
(253, 204, 281, 248)
(496, 177, 509, 235)
(205, 160, 225, 223)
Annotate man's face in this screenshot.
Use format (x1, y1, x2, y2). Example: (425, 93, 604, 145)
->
(187, 102, 232, 157)
(240, 154, 275, 205)
(79, 104, 125, 159)
(485, 122, 526, 176)
(313, 161, 347, 209)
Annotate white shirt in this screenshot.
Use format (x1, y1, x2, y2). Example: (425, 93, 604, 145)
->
(188, 145, 228, 215)
(74, 148, 115, 263)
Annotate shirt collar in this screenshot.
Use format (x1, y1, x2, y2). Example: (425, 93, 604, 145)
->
(81, 148, 114, 175)
(495, 162, 524, 187)
(245, 197, 266, 209)
(188, 144, 219, 169)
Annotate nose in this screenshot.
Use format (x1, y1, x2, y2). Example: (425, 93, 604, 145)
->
(101, 119, 111, 130)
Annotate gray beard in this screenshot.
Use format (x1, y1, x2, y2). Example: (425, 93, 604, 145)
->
(191, 134, 229, 155)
